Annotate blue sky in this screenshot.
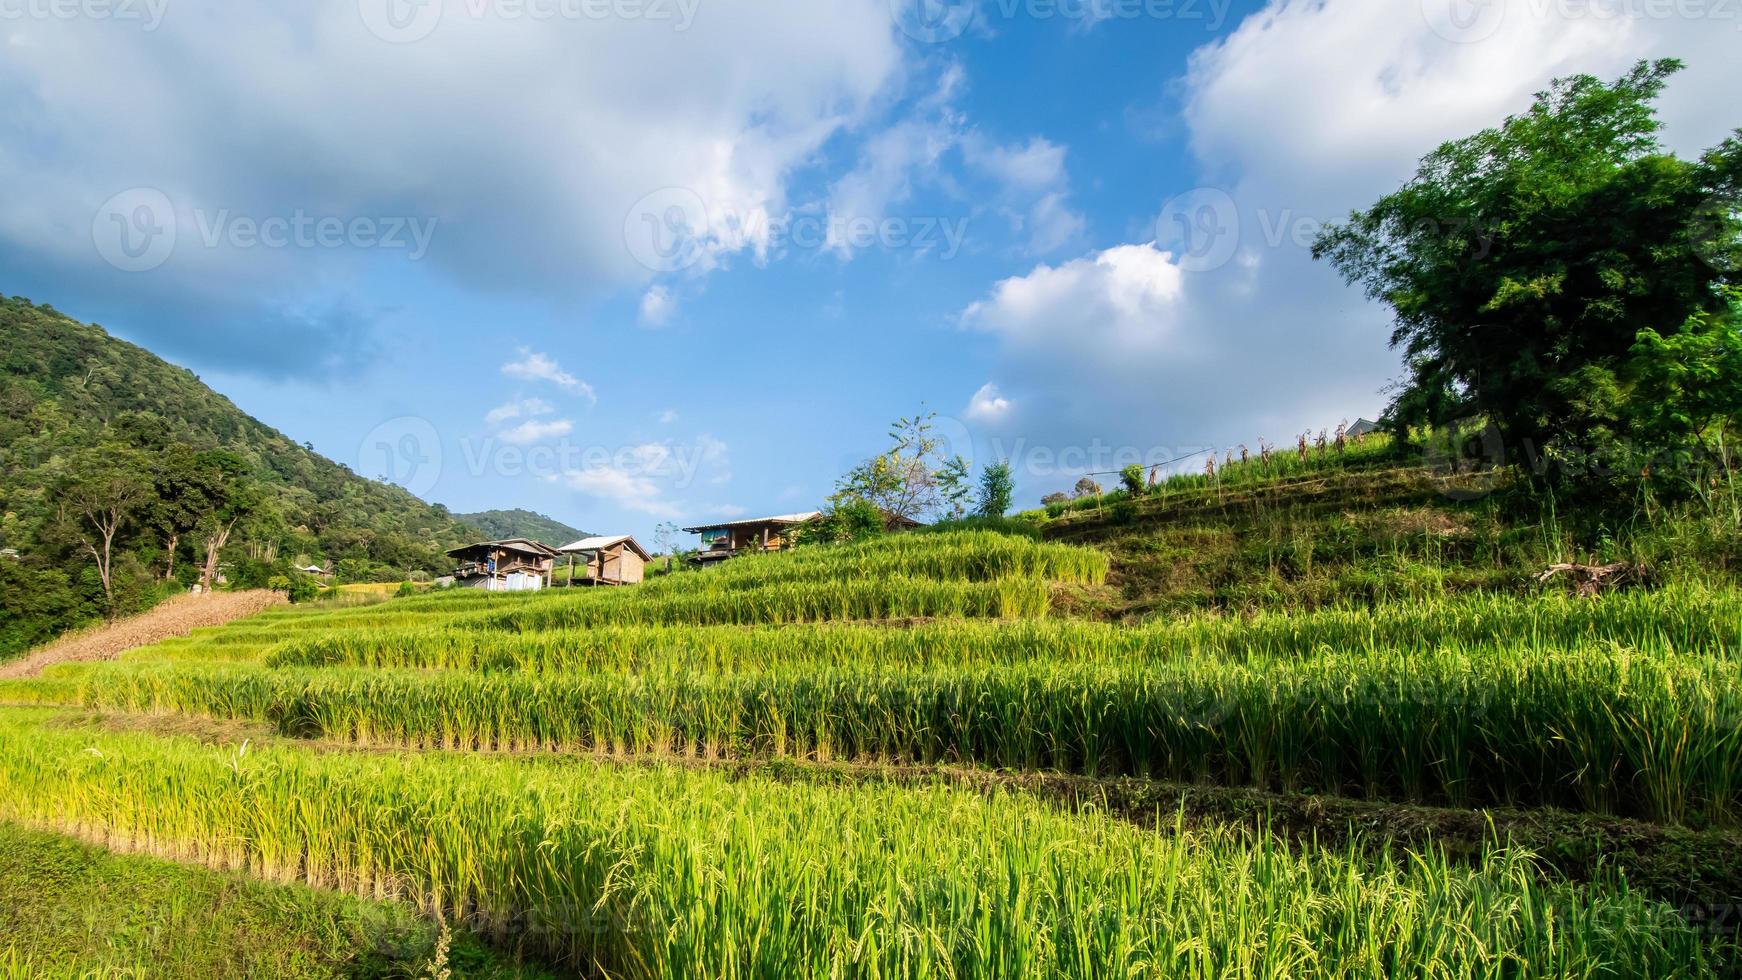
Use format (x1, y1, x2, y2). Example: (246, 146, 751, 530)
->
(3, 0, 1737, 543)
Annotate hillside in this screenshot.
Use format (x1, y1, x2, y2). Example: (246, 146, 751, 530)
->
(0, 294, 480, 655)
(2, 497, 1740, 974)
(1022, 434, 1742, 619)
(455, 509, 585, 547)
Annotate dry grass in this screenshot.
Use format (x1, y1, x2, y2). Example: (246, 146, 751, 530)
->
(0, 591, 286, 680)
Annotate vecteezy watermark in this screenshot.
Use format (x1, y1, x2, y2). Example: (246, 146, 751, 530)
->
(457, 436, 726, 488)
(93, 188, 177, 273)
(1691, 192, 1742, 274)
(1422, 0, 1742, 44)
(92, 188, 439, 272)
(0, 0, 167, 29)
(1155, 187, 1239, 273)
(359, 416, 443, 497)
(190, 209, 437, 259)
(622, 187, 970, 272)
(887, 0, 975, 41)
(1155, 189, 1497, 273)
(357, 0, 702, 43)
(888, 0, 1232, 43)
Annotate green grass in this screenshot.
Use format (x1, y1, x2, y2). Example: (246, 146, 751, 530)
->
(0, 819, 548, 979)
(0, 708, 1721, 979)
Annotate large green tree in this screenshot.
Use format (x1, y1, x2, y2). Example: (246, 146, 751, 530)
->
(54, 446, 152, 618)
(1314, 60, 1742, 487)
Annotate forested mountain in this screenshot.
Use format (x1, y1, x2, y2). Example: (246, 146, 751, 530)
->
(455, 509, 586, 547)
(0, 294, 480, 655)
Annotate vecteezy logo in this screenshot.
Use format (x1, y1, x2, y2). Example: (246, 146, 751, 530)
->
(358, 0, 442, 43)
(359, 416, 443, 498)
(1155, 187, 1238, 273)
(1421, 0, 1505, 44)
(888, 0, 974, 43)
(623, 187, 711, 273)
(1423, 418, 1507, 501)
(93, 188, 177, 272)
(1690, 193, 1741, 274)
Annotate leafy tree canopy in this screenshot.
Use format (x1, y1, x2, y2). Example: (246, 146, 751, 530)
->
(1314, 59, 1742, 488)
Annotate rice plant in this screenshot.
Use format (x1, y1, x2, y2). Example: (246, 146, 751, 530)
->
(24, 640, 1742, 825)
(0, 708, 1714, 979)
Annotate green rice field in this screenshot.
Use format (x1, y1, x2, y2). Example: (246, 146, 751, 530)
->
(4, 528, 1740, 976)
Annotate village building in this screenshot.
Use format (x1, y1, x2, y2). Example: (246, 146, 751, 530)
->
(445, 539, 559, 592)
(683, 512, 822, 565)
(557, 534, 650, 586)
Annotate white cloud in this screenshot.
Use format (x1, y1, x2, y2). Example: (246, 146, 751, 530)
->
(964, 382, 1013, 423)
(564, 466, 682, 517)
(484, 397, 554, 425)
(823, 90, 960, 255)
(963, 243, 1186, 362)
(963, 135, 1068, 192)
(964, 0, 1742, 469)
(639, 286, 676, 328)
(498, 418, 574, 445)
(964, 134, 1086, 255)
(501, 349, 596, 403)
(559, 436, 727, 517)
(1023, 192, 1087, 255)
(824, 67, 1082, 258)
(656, 409, 680, 424)
(0, 0, 906, 374)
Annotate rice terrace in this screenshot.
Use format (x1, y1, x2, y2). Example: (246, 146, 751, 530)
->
(4, 3, 1742, 979)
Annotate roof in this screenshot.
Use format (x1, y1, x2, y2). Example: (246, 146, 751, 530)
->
(557, 534, 652, 561)
(445, 538, 560, 559)
(682, 511, 822, 534)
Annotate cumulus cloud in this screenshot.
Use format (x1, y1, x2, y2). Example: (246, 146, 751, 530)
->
(964, 382, 1014, 422)
(0, 0, 905, 376)
(963, 0, 1742, 485)
(963, 244, 1186, 363)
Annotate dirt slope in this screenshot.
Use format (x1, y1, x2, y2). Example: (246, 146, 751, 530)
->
(0, 591, 286, 679)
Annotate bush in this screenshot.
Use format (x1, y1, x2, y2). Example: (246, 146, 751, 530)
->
(1119, 465, 1147, 497)
(268, 573, 319, 604)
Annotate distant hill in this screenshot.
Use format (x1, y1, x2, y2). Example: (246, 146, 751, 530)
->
(456, 509, 585, 547)
(0, 294, 481, 655)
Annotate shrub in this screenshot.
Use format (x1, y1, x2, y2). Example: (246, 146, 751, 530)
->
(1119, 465, 1146, 497)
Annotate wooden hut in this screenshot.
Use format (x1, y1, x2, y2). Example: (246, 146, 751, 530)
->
(682, 512, 822, 566)
(445, 539, 559, 591)
(557, 534, 650, 586)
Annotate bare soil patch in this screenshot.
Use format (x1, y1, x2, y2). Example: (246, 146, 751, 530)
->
(0, 591, 287, 679)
